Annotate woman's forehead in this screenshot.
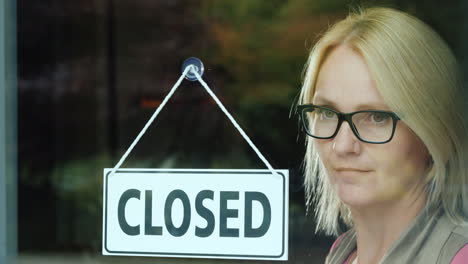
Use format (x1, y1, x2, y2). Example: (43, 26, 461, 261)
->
(313, 45, 389, 111)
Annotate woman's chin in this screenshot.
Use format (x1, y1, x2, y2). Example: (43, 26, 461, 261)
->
(335, 182, 376, 208)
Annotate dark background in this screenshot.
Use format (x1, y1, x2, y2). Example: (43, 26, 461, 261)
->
(17, 0, 468, 263)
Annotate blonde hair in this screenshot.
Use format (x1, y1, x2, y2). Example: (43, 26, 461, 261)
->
(299, 7, 468, 235)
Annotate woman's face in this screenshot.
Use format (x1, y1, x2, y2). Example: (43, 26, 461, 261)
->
(312, 45, 431, 209)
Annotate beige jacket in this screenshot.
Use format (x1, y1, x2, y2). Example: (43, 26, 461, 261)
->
(325, 207, 468, 264)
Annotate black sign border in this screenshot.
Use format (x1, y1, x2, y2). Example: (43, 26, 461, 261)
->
(103, 169, 288, 259)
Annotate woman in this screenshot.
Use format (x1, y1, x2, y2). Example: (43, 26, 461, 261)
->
(297, 7, 468, 264)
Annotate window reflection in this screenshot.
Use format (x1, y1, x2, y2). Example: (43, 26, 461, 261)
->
(17, 0, 465, 263)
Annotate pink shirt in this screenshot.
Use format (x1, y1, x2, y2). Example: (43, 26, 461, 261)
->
(451, 244, 468, 264)
(329, 235, 468, 264)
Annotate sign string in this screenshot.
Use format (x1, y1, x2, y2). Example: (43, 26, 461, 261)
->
(109, 64, 279, 178)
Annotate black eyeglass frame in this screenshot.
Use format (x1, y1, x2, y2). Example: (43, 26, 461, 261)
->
(297, 104, 401, 144)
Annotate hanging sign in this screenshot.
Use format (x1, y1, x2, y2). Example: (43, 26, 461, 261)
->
(102, 59, 289, 260)
(102, 168, 288, 261)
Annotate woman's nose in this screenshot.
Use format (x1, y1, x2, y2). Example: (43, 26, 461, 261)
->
(332, 121, 361, 155)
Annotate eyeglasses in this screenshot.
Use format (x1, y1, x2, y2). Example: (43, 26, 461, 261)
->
(297, 104, 400, 144)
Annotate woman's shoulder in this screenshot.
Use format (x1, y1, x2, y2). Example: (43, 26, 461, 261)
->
(438, 214, 468, 263)
(446, 222, 468, 264)
(451, 224, 468, 238)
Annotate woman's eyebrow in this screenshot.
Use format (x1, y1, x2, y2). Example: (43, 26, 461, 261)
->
(312, 96, 336, 106)
(313, 96, 390, 111)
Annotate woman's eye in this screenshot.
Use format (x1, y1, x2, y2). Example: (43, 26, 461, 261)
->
(324, 110, 335, 118)
(370, 113, 390, 123)
(317, 109, 335, 119)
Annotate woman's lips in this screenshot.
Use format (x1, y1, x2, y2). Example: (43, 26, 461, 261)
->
(333, 168, 372, 179)
(334, 167, 371, 172)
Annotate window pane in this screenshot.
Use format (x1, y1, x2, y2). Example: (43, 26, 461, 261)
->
(17, 0, 468, 263)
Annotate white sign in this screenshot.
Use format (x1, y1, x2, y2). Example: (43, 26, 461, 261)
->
(102, 168, 288, 261)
